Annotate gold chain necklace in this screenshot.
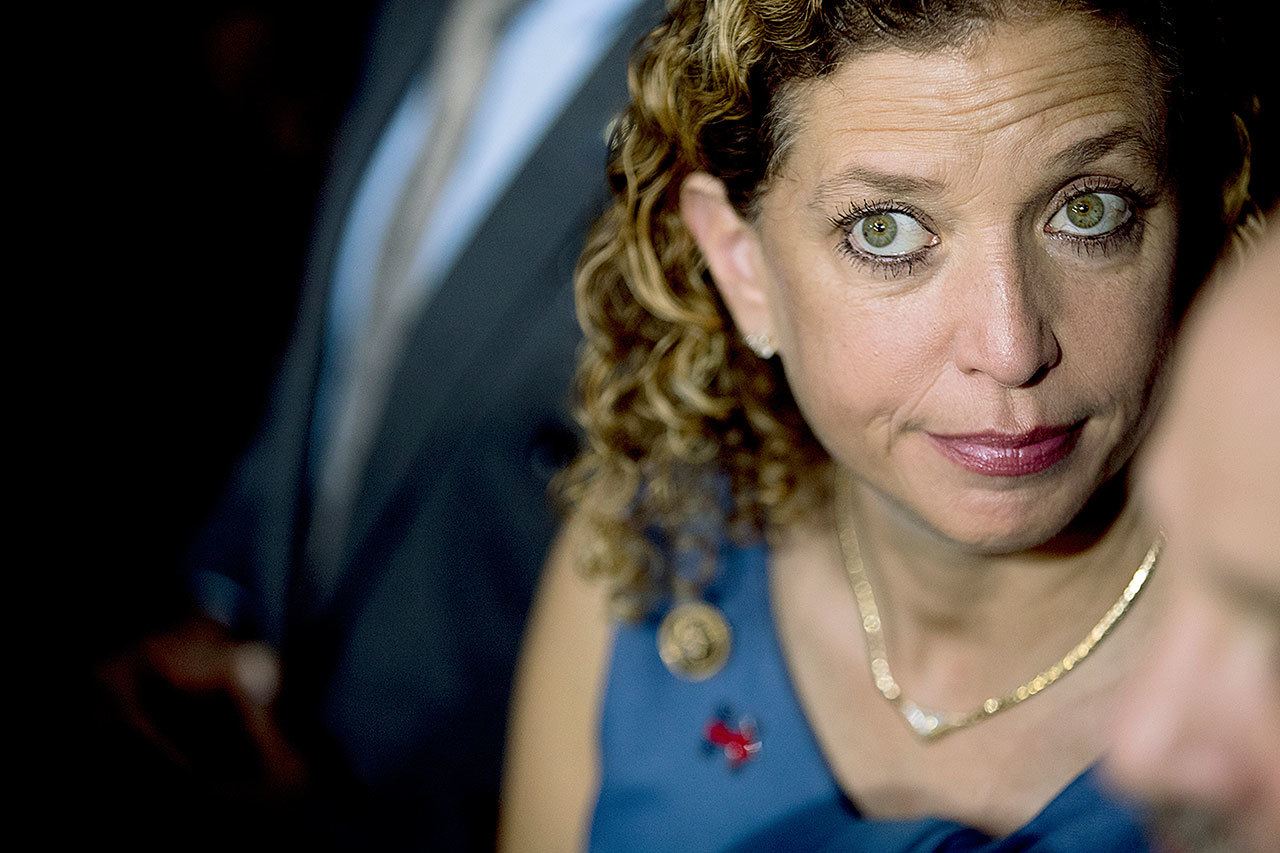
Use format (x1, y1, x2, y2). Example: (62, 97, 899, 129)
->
(834, 479, 1161, 742)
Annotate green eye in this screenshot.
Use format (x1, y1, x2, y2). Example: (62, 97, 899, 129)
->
(862, 214, 897, 248)
(1048, 191, 1131, 237)
(846, 210, 936, 257)
(1066, 194, 1105, 229)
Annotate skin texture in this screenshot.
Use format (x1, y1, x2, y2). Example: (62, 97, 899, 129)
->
(1106, 225, 1280, 853)
(679, 14, 1176, 833)
(686, 14, 1177, 557)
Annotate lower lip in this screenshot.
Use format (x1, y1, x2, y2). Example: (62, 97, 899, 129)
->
(928, 426, 1082, 477)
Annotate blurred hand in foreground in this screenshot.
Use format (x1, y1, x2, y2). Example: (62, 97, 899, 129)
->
(97, 615, 306, 794)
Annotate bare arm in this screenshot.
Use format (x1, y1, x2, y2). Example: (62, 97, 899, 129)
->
(499, 515, 614, 852)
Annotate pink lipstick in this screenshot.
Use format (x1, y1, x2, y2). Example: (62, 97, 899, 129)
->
(927, 423, 1082, 477)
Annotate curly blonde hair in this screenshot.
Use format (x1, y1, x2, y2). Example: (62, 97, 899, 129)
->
(563, 0, 1258, 615)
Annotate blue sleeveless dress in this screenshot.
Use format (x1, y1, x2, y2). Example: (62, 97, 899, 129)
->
(589, 536, 1152, 851)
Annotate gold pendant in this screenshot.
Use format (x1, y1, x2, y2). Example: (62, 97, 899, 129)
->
(898, 700, 960, 742)
(657, 600, 732, 681)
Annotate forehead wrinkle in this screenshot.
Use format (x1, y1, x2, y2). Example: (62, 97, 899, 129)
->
(812, 79, 1142, 140)
(806, 117, 1161, 217)
(935, 83, 1157, 151)
(794, 76, 1159, 181)
(804, 15, 1161, 145)
(819, 30, 1154, 128)
(929, 14, 1160, 123)
(773, 16, 1166, 216)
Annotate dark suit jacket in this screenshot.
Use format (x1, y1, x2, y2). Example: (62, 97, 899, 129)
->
(188, 0, 663, 847)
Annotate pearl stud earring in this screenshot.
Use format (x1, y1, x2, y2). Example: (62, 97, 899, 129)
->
(744, 331, 777, 359)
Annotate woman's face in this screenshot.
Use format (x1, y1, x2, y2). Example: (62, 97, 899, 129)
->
(685, 14, 1178, 552)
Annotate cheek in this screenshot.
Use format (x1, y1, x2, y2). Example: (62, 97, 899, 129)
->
(1055, 225, 1177, 404)
(769, 253, 945, 457)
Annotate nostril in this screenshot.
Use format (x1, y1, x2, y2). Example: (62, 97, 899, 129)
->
(1021, 325, 1062, 388)
(953, 280, 1059, 388)
(1018, 336, 1060, 388)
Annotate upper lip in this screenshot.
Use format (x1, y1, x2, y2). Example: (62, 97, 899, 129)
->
(927, 423, 1080, 447)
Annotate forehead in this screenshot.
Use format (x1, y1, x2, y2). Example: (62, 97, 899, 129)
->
(774, 14, 1164, 188)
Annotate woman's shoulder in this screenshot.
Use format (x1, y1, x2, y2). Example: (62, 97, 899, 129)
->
(499, 515, 614, 851)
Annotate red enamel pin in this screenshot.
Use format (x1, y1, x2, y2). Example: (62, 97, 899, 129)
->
(702, 706, 761, 769)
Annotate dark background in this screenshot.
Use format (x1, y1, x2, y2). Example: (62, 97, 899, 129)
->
(78, 2, 381, 657)
(72, 3, 380, 842)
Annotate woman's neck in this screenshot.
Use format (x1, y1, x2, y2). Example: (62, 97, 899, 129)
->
(829, 472, 1162, 708)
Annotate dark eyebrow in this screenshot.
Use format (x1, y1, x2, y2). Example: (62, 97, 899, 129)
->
(1051, 125, 1165, 178)
(808, 125, 1164, 212)
(810, 167, 945, 209)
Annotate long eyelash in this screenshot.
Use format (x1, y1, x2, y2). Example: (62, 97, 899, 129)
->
(1060, 217, 1147, 259)
(835, 237, 924, 278)
(830, 198, 933, 279)
(828, 198, 930, 231)
(1049, 176, 1157, 258)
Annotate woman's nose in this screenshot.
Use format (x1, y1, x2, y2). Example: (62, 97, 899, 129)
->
(951, 251, 1060, 388)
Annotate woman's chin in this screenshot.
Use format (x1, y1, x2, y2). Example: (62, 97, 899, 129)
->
(909, 487, 1096, 555)
(930, 518, 1068, 555)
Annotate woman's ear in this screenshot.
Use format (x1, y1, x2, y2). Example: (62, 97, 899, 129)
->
(679, 172, 774, 342)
